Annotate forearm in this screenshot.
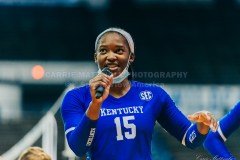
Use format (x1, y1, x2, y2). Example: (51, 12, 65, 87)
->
(67, 114, 98, 157)
(184, 124, 207, 149)
(203, 131, 235, 159)
(67, 101, 100, 156)
(219, 102, 240, 139)
(61, 87, 104, 157)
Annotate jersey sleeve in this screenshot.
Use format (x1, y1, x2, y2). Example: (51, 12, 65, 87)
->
(203, 131, 236, 159)
(157, 89, 207, 149)
(203, 101, 240, 159)
(61, 87, 97, 157)
(218, 102, 240, 141)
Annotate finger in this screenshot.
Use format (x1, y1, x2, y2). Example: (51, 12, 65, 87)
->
(91, 81, 108, 91)
(91, 76, 111, 86)
(210, 118, 217, 132)
(196, 110, 211, 120)
(209, 118, 214, 131)
(205, 112, 216, 126)
(206, 112, 215, 120)
(214, 121, 218, 130)
(91, 75, 109, 83)
(211, 118, 218, 132)
(190, 114, 209, 124)
(211, 114, 217, 130)
(188, 111, 211, 122)
(201, 115, 212, 126)
(197, 112, 212, 124)
(205, 113, 211, 121)
(98, 73, 113, 80)
(198, 113, 206, 121)
(188, 114, 199, 121)
(105, 83, 111, 91)
(202, 114, 217, 132)
(203, 114, 211, 124)
(200, 112, 210, 121)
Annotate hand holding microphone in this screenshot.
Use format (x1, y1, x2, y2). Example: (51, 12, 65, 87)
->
(89, 67, 113, 104)
(95, 67, 112, 99)
(87, 67, 112, 120)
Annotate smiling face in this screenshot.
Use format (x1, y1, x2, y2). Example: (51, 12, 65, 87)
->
(95, 32, 135, 77)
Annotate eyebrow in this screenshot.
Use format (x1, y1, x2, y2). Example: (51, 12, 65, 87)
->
(99, 45, 125, 48)
(115, 45, 125, 48)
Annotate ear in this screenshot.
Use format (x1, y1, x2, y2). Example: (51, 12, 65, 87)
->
(129, 53, 135, 63)
(94, 53, 98, 63)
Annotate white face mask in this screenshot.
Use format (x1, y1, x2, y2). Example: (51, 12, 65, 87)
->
(97, 55, 131, 84)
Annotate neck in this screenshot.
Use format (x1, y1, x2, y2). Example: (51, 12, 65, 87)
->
(109, 79, 131, 98)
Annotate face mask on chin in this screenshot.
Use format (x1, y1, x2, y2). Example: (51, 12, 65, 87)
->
(97, 64, 130, 84)
(97, 55, 131, 84)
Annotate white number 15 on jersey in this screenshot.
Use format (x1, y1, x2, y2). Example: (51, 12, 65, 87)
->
(114, 116, 136, 141)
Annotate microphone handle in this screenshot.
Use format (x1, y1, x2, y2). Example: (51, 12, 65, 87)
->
(95, 86, 104, 99)
(95, 67, 112, 99)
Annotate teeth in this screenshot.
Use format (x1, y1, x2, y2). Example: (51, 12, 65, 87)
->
(108, 65, 117, 68)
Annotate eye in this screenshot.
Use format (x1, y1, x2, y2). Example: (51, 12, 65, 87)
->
(115, 48, 124, 54)
(99, 48, 107, 54)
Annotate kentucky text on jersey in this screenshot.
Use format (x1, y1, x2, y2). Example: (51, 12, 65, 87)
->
(100, 106, 144, 117)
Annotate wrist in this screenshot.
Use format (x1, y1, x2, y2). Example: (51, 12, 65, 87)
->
(92, 99, 102, 106)
(197, 122, 209, 135)
(86, 101, 102, 120)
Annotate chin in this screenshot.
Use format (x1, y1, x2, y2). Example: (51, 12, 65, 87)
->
(110, 69, 122, 76)
(112, 73, 119, 77)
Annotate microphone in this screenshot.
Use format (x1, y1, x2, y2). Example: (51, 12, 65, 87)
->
(95, 67, 112, 99)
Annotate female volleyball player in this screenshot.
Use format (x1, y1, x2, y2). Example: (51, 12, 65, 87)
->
(61, 27, 218, 160)
(204, 101, 240, 159)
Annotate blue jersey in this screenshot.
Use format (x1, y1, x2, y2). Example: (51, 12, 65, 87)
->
(61, 81, 206, 160)
(204, 102, 240, 159)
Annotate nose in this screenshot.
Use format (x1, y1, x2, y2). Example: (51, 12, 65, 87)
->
(106, 51, 117, 61)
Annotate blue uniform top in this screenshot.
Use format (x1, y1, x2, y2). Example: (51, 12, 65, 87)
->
(204, 102, 240, 159)
(61, 81, 206, 160)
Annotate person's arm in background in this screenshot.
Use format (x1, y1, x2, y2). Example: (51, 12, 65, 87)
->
(157, 91, 217, 149)
(203, 102, 240, 159)
(203, 131, 235, 159)
(61, 73, 113, 157)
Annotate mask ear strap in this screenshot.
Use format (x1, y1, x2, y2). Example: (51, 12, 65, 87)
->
(97, 61, 102, 74)
(126, 52, 133, 69)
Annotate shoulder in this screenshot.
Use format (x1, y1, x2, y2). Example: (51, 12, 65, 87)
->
(63, 84, 91, 105)
(66, 84, 90, 97)
(61, 84, 91, 112)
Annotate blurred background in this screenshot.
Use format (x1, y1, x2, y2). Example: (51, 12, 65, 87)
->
(0, 0, 240, 159)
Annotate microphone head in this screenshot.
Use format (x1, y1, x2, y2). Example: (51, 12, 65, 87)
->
(102, 67, 112, 76)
